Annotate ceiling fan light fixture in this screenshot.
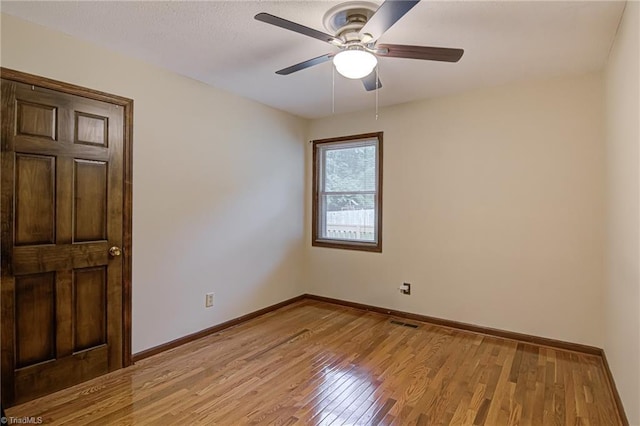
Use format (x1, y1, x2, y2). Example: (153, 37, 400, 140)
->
(333, 49, 377, 79)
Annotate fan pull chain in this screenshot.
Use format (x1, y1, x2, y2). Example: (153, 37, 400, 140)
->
(375, 65, 379, 121)
(332, 65, 335, 114)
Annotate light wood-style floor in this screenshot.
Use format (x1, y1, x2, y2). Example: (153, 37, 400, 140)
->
(7, 300, 622, 425)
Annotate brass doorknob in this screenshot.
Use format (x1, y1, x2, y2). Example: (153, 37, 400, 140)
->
(109, 246, 122, 257)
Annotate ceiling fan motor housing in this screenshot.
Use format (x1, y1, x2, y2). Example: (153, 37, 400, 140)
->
(323, 1, 379, 43)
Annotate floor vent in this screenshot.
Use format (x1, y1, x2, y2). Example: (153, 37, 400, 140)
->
(390, 320, 419, 329)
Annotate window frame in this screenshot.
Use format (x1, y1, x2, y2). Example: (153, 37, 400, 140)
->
(312, 132, 383, 253)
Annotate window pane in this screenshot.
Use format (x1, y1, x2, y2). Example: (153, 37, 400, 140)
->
(324, 144, 376, 192)
(312, 132, 382, 252)
(321, 194, 376, 242)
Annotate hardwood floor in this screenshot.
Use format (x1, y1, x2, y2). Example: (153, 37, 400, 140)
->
(6, 300, 623, 425)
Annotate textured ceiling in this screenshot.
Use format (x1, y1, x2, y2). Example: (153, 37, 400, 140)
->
(1, 1, 625, 119)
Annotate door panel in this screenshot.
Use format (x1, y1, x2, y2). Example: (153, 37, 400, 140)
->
(15, 273, 56, 368)
(75, 112, 108, 146)
(16, 100, 57, 140)
(14, 154, 56, 245)
(74, 159, 108, 242)
(1, 77, 129, 406)
(73, 267, 107, 351)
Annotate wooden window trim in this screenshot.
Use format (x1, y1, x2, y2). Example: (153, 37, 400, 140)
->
(312, 132, 383, 253)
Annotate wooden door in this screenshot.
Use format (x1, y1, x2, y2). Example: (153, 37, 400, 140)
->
(1, 73, 131, 406)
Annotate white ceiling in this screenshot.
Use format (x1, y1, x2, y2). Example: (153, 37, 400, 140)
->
(1, 1, 625, 119)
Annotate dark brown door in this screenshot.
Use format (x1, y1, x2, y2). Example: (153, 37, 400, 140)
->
(1, 78, 125, 406)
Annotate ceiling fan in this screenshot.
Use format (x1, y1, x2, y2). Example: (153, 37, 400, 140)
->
(254, 0, 464, 91)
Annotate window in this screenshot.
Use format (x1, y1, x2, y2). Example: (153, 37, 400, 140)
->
(312, 132, 383, 252)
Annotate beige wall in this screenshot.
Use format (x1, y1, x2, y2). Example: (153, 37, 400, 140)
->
(307, 73, 606, 347)
(604, 2, 640, 424)
(0, 14, 308, 353)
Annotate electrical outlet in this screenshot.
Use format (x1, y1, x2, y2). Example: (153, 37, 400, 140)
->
(399, 283, 411, 295)
(205, 292, 214, 308)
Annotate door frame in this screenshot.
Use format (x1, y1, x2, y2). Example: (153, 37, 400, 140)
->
(0, 67, 134, 368)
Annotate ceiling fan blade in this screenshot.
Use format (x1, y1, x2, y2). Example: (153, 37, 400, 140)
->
(276, 54, 334, 75)
(359, 0, 420, 42)
(362, 72, 382, 91)
(376, 44, 464, 62)
(255, 13, 343, 46)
